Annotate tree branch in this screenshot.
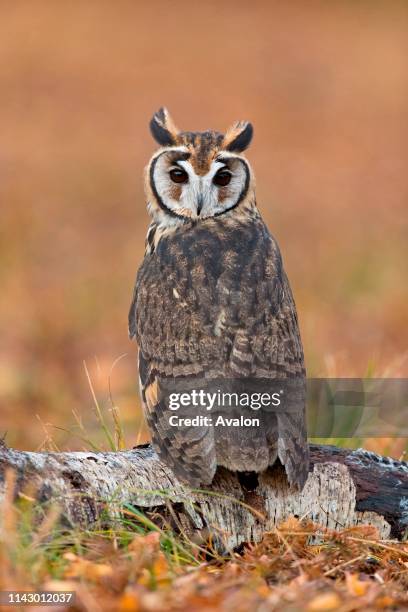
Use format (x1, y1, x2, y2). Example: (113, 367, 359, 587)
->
(0, 442, 407, 550)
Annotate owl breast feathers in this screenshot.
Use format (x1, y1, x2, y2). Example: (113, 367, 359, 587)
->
(128, 108, 309, 489)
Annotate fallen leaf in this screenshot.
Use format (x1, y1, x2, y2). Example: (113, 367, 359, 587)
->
(63, 552, 113, 581)
(345, 572, 369, 596)
(119, 591, 141, 612)
(307, 592, 341, 611)
(375, 595, 395, 608)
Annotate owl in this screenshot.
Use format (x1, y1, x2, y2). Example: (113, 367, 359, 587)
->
(129, 108, 309, 489)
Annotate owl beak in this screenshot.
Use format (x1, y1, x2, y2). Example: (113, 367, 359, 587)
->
(196, 194, 204, 216)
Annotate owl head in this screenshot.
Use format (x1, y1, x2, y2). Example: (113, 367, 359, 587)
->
(145, 108, 255, 224)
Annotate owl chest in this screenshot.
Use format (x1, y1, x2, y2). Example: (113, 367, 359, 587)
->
(136, 225, 278, 351)
(138, 244, 230, 336)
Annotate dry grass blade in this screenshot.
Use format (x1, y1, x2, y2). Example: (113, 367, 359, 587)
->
(345, 536, 408, 558)
(83, 360, 116, 451)
(324, 554, 367, 576)
(108, 353, 127, 451)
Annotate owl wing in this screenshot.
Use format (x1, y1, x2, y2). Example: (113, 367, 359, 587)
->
(136, 352, 217, 487)
(129, 221, 308, 489)
(129, 242, 221, 487)
(253, 269, 309, 489)
(210, 243, 308, 488)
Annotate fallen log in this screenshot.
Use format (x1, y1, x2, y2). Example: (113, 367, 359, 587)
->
(0, 442, 407, 550)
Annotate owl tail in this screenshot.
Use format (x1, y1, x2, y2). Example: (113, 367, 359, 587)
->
(148, 399, 217, 487)
(212, 410, 278, 474)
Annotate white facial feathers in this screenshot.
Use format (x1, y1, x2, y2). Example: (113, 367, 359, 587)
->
(150, 153, 249, 222)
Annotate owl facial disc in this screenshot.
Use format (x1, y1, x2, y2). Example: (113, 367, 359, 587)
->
(149, 149, 250, 219)
(146, 109, 254, 223)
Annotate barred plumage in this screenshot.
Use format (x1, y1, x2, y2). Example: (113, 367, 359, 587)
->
(129, 108, 309, 489)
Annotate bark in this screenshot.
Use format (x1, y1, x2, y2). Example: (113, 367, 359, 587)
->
(0, 442, 407, 550)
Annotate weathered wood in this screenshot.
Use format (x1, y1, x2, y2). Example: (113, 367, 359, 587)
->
(0, 442, 407, 550)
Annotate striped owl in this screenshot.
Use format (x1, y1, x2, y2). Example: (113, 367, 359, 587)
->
(129, 108, 309, 489)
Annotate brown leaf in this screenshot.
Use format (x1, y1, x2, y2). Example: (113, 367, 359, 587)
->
(307, 592, 342, 611)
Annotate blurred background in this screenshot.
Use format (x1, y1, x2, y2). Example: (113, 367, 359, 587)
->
(0, 1, 406, 456)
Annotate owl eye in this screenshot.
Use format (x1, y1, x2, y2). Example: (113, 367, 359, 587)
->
(169, 168, 188, 184)
(213, 169, 232, 187)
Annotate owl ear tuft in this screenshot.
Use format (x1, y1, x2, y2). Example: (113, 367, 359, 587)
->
(223, 121, 253, 153)
(149, 107, 179, 147)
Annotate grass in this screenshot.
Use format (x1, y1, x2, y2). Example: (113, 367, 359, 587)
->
(1, 483, 408, 610)
(1, 375, 408, 610)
